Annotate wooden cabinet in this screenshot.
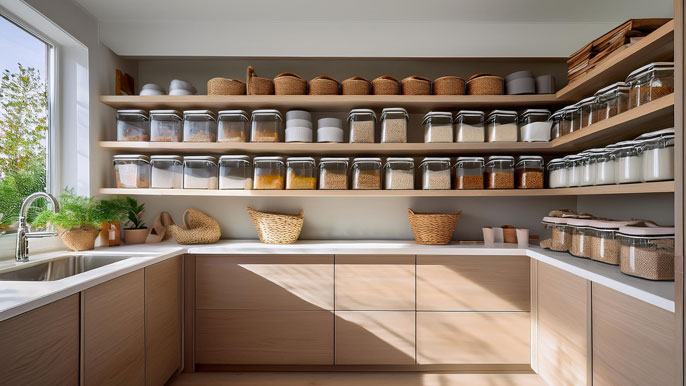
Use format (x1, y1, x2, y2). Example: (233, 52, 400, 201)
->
(335, 311, 415, 365)
(0, 295, 79, 386)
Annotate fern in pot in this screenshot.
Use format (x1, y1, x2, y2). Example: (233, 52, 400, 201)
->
(32, 191, 103, 251)
(122, 196, 148, 245)
(94, 197, 129, 247)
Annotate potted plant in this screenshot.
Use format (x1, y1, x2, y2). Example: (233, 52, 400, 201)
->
(32, 191, 102, 251)
(95, 197, 128, 247)
(122, 196, 148, 245)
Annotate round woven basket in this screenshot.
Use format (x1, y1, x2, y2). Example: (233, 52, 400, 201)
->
(433, 76, 465, 95)
(309, 75, 340, 95)
(341, 76, 371, 95)
(207, 77, 246, 95)
(168, 209, 221, 244)
(466, 73, 504, 95)
(372, 75, 400, 95)
(407, 209, 462, 245)
(61, 226, 100, 251)
(401, 75, 431, 95)
(247, 207, 304, 244)
(246, 66, 274, 95)
(274, 72, 307, 95)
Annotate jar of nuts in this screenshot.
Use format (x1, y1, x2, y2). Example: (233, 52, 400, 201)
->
(515, 156, 544, 189)
(485, 156, 514, 189)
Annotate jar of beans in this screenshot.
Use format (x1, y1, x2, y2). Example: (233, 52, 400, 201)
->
(348, 109, 376, 143)
(455, 156, 485, 189)
(380, 107, 408, 143)
(515, 156, 544, 189)
(352, 157, 382, 189)
(576, 96, 597, 129)
(594, 82, 629, 122)
(420, 157, 451, 190)
(625, 62, 674, 110)
(422, 111, 453, 143)
(485, 156, 514, 189)
(384, 157, 415, 190)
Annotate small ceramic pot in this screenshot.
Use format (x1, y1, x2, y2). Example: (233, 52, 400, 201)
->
(124, 228, 148, 245)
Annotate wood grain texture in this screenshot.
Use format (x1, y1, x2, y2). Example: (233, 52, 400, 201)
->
(335, 311, 415, 365)
(0, 295, 79, 386)
(183, 254, 195, 373)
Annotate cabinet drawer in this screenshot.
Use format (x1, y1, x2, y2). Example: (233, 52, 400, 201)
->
(196, 255, 334, 311)
(335, 311, 415, 365)
(196, 309, 334, 364)
(417, 255, 530, 311)
(335, 255, 415, 310)
(417, 311, 530, 364)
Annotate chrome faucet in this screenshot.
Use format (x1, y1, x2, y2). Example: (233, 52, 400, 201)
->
(15, 192, 60, 262)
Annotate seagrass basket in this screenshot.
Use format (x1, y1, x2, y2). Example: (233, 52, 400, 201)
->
(207, 77, 246, 95)
(372, 75, 400, 95)
(407, 209, 462, 245)
(247, 207, 304, 244)
(433, 76, 465, 95)
(61, 226, 100, 251)
(274, 72, 307, 95)
(341, 76, 371, 95)
(246, 66, 274, 95)
(168, 209, 221, 245)
(466, 73, 504, 95)
(401, 75, 431, 95)
(309, 75, 340, 95)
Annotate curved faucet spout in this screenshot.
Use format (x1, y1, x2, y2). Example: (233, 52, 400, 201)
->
(16, 192, 60, 262)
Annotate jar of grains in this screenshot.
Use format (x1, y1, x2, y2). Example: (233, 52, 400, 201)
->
(150, 110, 183, 142)
(618, 224, 675, 280)
(150, 155, 183, 189)
(515, 156, 544, 189)
(384, 157, 415, 190)
(567, 218, 593, 258)
(251, 109, 284, 142)
(114, 155, 150, 188)
(420, 157, 451, 190)
(576, 96, 597, 129)
(319, 157, 349, 190)
(485, 110, 518, 142)
(352, 158, 382, 189)
(588, 220, 636, 265)
(117, 110, 150, 141)
(380, 107, 409, 143)
(593, 148, 616, 185)
(422, 111, 453, 143)
(636, 128, 675, 182)
(218, 155, 252, 190)
(348, 109, 376, 143)
(625, 62, 674, 109)
(541, 216, 572, 252)
(183, 110, 217, 142)
(594, 82, 630, 121)
(612, 140, 642, 184)
(549, 109, 564, 139)
(562, 104, 581, 135)
(218, 110, 250, 142)
(546, 158, 567, 188)
(286, 157, 317, 190)
(455, 157, 485, 189)
(518, 109, 552, 142)
(564, 155, 583, 187)
(183, 156, 218, 189)
(253, 156, 285, 190)
(485, 156, 514, 189)
(454, 110, 485, 143)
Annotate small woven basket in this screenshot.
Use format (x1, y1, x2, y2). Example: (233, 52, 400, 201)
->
(246, 66, 274, 95)
(274, 72, 307, 95)
(309, 75, 340, 95)
(61, 226, 100, 251)
(372, 75, 400, 95)
(341, 76, 371, 95)
(401, 75, 432, 95)
(168, 209, 221, 245)
(466, 73, 504, 95)
(407, 209, 462, 245)
(433, 76, 465, 95)
(247, 207, 304, 244)
(207, 77, 246, 95)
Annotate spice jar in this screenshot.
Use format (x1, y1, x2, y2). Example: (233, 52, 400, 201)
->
(626, 62, 674, 109)
(253, 156, 285, 190)
(455, 157, 485, 189)
(319, 157, 349, 190)
(251, 109, 284, 142)
(612, 140, 642, 184)
(219, 155, 252, 190)
(114, 155, 150, 188)
(593, 148, 616, 185)
(352, 157, 382, 189)
(588, 220, 635, 265)
(567, 218, 593, 258)
(486, 110, 518, 142)
(515, 156, 544, 189)
(348, 109, 376, 143)
(564, 155, 583, 187)
(183, 110, 217, 142)
(218, 110, 249, 142)
(380, 108, 408, 143)
(150, 110, 182, 142)
(547, 158, 567, 188)
(150, 155, 183, 189)
(420, 157, 451, 190)
(454, 110, 485, 143)
(594, 82, 629, 121)
(117, 110, 150, 141)
(549, 110, 564, 139)
(577, 96, 597, 129)
(637, 128, 675, 182)
(286, 157, 317, 190)
(183, 156, 218, 189)
(518, 109, 551, 142)
(541, 216, 572, 252)
(485, 156, 514, 189)
(384, 157, 415, 190)
(618, 224, 675, 280)
(422, 112, 453, 143)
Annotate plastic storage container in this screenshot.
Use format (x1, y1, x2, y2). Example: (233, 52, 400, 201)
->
(577, 96, 597, 129)
(183, 156, 218, 189)
(285, 110, 313, 143)
(518, 109, 551, 142)
(253, 156, 285, 190)
(588, 220, 634, 265)
(455, 157, 485, 189)
(568, 218, 593, 258)
(380, 108, 408, 143)
(317, 117, 344, 143)
(547, 158, 567, 188)
(219, 155, 252, 190)
(563, 104, 581, 135)
(638, 128, 675, 182)
(486, 110, 518, 142)
(150, 110, 183, 142)
(565, 155, 583, 187)
(594, 82, 629, 121)
(150, 155, 183, 189)
(626, 62, 675, 109)
(515, 156, 544, 189)
(348, 109, 376, 143)
(420, 157, 451, 190)
(319, 157, 349, 190)
(183, 110, 217, 142)
(384, 157, 414, 190)
(117, 110, 150, 141)
(579, 150, 600, 186)
(251, 110, 284, 142)
(612, 140, 642, 184)
(541, 217, 572, 251)
(352, 158, 382, 189)
(286, 157, 317, 190)
(485, 156, 514, 189)
(593, 149, 616, 185)
(422, 112, 453, 143)
(454, 110, 485, 143)
(218, 110, 250, 142)
(114, 155, 150, 188)
(549, 110, 564, 139)
(618, 224, 675, 280)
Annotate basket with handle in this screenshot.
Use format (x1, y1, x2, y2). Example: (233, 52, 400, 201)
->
(274, 72, 307, 95)
(401, 75, 432, 95)
(309, 75, 340, 95)
(341, 76, 371, 95)
(371, 75, 400, 95)
(466, 73, 504, 95)
(168, 209, 221, 244)
(433, 76, 465, 95)
(246, 66, 274, 95)
(407, 209, 462, 245)
(247, 207, 304, 244)
(207, 77, 246, 95)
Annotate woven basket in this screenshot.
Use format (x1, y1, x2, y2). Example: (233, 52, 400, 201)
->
(246, 66, 274, 95)
(401, 75, 431, 95)
(407, 209, 462, 245)
(466, 73, 504, 95)
(274, 72, 307, 95)
(309, 75, 340, 95)
(247, 207, 304, 244)
(433, 76, 465, 95)
(372, 75, 400, 95)
(168, 209, 221, 245)
(341, 76, 371, 95)
(61, 226, 100, 251)
(207, 77, 246, 95)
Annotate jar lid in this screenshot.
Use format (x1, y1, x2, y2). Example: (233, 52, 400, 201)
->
(520, 109, 551, 117)
(626, 62, 675, 82)
(183, 156, 218, 163)
(547, 158, 565, 166)
(517, 155, 543, 161)
(486, 110, 518, 119)
(577, 96, 596, 106)
(635, 127, 675, 140)
(116, 109, 149, 119)
(456, 156, 485, 162)
(455, 110, 485, 119)
(385, 157, 415, 163)
(252, 109, 284, 120)
(594, 81, 630, 96)
(487, 155, 514, 161)
(348, 109, 377, 120)
(380, 107, 409, 120)
(588, 219, 637, 230)
(566, 218, 594, 228)
(563, 154, 583, 161)
(550, 109, 564, 119)
(149, 110, 182, 119)
(421, 111, 453, 124)
(253, 156, 285, 162)
(421, 157, 451, 163)
(618, 223, 675, 237)
(150, 155, 183, 162)
(218, 110, 249, 120)
(219, 155, 250, 162)
(541, 216, 569, 225)
(561, 104, 579, 113)
(113, 154, 150, 163)
(610, 140, 641, 149)
(184, 110, 217, 120)
(286, 156, 316, 163)
(320, 157, 350, 163)
(353, 157, 382, 163)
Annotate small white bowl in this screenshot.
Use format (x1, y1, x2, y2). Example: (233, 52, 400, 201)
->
(139, 89, 165, 96)
(169, 89, 194, 96)
(169, 79, 194, 91)
(141, 83, 164, 91)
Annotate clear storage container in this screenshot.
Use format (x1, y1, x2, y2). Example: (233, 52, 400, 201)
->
(519, 109, 551, 142)
(579, 151, 596, 187)
(114, 155, 150, 188)
(547, 158, 567, 188)
(549, 110, 564, 139)
(253, 156, 285, 190)
(150, 155, 183, 189)
(150, 110, 182, 142)
(594, 82, 629, 121)
(251, 109, 284, 142)
(638, 129, 675, 182)
(219, 155, 252, 190)
(218, 110, 249, 142)
(612, 140, 642, 184)
(380, 108, 408, 143)
(183, 110, 217, 142)
(568, 218, 593, 258)
(588, 220, 634, 265)
(593, 149, 616, 185)
(618, 224, 675, 280)
(541, 216, 572, 251)
(420, 157, 451, 190)
(117, 110, 150, 141)
(485, 156, 514, 189)
(422, 112, 453, 143)
(454, 110, 485, 143)
(577, 96, 597, 129)
(286, 157, 317, 190)
(455, 157, 485, 190)
(183, 156, 218, 189)
(486, 110, 518, 142)
(626, 62, 674, 109)
(384, 157, 414, 190)
(562, 104, 581, 135)
(515, 156, 544, 189)
(348, 109, 376, 143)
(565, 155, 583, 187)
(352, 157, 382, 189)
(319, 157, 349, 190)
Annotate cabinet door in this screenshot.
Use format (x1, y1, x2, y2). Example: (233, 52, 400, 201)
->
(335, 311, 415, 364)
(145, 256, 181, 386)
(0, 295, 79, 386)
(83, 271, 145, 386)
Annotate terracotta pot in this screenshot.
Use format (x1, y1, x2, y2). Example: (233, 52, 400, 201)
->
(124, 228, 148, 245)
(61, 227, 100, 251)
(100, 222, 122, 247)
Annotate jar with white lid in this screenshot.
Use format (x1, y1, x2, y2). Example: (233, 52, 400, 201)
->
(519, 109, 551, 142)
(541, 216, 572, 251)
(618, 224, 675, 280)
(637, 129, 674, 182)
(150, 110, 182, 142)
(593, 149, 616, 185)
(253, 156, 285, 190)
(319, 157, 349, 190)
(626, 62, 674, 109)
(568, 218, 593, 258)
(150, 155, 183, 189)
(485, 156, 514, 189)
(183, 156, 218, 189)
(251, 110, 284, 142)
(114, 155, 150, 188)
(612, 140, 642, 183)
(455, 157, 485, 190)
(352, 158, 382, 189)
(422, 112, 453, 143)
(286, 157, 317, 190)
(380, 108, 408, 143)
(420, 157, 451, 190)
(594, 82, 629, 121)
(486, 110, 518, 142)
(577, 96, 597, 129)
(565, 155, 583, 187)
(384, 157, 414, 190)
(218, 110, 249, 142)
(454, 110, 485, 143)
(183, 110, 217, 142)
(219, 155, 252, 190)
(117, 110, 150, 141)
(348, 109, 376, 143)
(589, 220, 636, 265)
(546, 158, 567, 188)
(549, 110, 564, 139)
(515, 156, 544, 189)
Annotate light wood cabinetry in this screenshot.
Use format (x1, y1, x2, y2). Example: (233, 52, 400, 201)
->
(0, 295, 79, 386)
(335, 311, 415, 365)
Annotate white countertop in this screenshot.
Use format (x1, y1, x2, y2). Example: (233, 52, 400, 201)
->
(0, 240, 675, 321)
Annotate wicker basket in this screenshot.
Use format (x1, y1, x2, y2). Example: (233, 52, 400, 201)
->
(61, 226, 100, 251)
(401, 75, 431, 95)
(341, 76, 371, 95)
(246, 66, 274, 95)
(407, 209, 462, 245)
(274, 72, 307, 95)
(372, 75, 400, 95)
(466, 73, 504, 95)
(309, 75, 339, 95)
(207, 77, 246, 95)
(168, 209, 221, 245)
(433, 76, 465, 95)
(247, 207, 304, 244)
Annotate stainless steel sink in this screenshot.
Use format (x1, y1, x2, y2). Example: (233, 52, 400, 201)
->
(0, 255, 133, 281)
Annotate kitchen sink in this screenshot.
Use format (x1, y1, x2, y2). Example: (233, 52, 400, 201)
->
(0, 255, 133, 281)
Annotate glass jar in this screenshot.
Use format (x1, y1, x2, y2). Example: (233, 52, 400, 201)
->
(546, 158, 567, 188)
(568, 219, 593, 258)
(593, 149, 616, 186)
(515, 156, 544, 189)
(218, 110, 249, 142)
(455, 157, 485, 190)
(618, 225, 675, 280)
(319, 157, 349, 190)
(116, 110, 150, 141)
(253, 156, 285, 190)
(380, 108, 408, 143)
(183, 156, 218, 189)
(541, 217, 571, 251)
(564, 155, 583, 187)
(286, 157, 317, 190)
(251, 109, 284, 142)
(183, 110, 217, 142)
(352, 157, 382, 189)
(562, 104, 580, 135)
(594, 82, 629, 121)
(577, 96, 597, 129)
(150, 110, 182, 142)
(219, 155, 252, 190)
(420, 157, 451, 190)
(384, 157, 415, 190)
(588, 220, 632, 265)
(579, 151, 597, 186)
(454, 110, 485, 143)
(638, 130, 675, 182)
(348, 109, 376, 143)
(422, 112, 453, 143)
(612, 140, 642, 184)
(485, 156, 514, 189)
(485, 110, 518, 142)
(549, 110, 564, 139)
(150, 155, 183, 189)
(626, 62, 674, 109)
(113, 155, 150, 188)
(518, 109, 551, 142)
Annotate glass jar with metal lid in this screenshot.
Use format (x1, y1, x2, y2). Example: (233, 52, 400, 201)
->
(251, 109, 284, 142)
(219, 155, 252, 190)
(253, 156, 285, 189)
(117, 110, 150, 141)
(636, 128, 675, 182)
(348, 109, 376, 143)
(519, 109, 552, 142)
(319, 157, 349, 190)
(150, 110, 182, 142)
(218, 110, 250, 142)
(515, 156, 544, 189)
(454, 110, 485, 143)
(549, 110, 564, 139)
(384, 157, 415, 190)
(541, 216, 572, 251)
(486, 110, 518, 142)
(626, 62, 674, 109)
(380, 107, 409, 143)
(352, 157, 382, 189)
(567, 218, 594, 258)
(611, 140, 642, 184)
(286, 157, 317, 190)
(618, 223, 675, 280)
(593, 148, 616, 185)
(183, 110, 217, 142)
(422, 112, 453, 143)
(485, 156, 514, 189)
(579, 149, 601, 186)
(576, 96, 597, 129)
(546, 158, 567, 188)
(562, 104, 581, 135)
(420, 157, 451, 190)
(183, 156, 218, 189)
(564, 155, 583, 187)
(594, 82, 630, 121)
(114, 155, 150, 188)
(150, 155, 183, 189)
(455, 157, 484, 190)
